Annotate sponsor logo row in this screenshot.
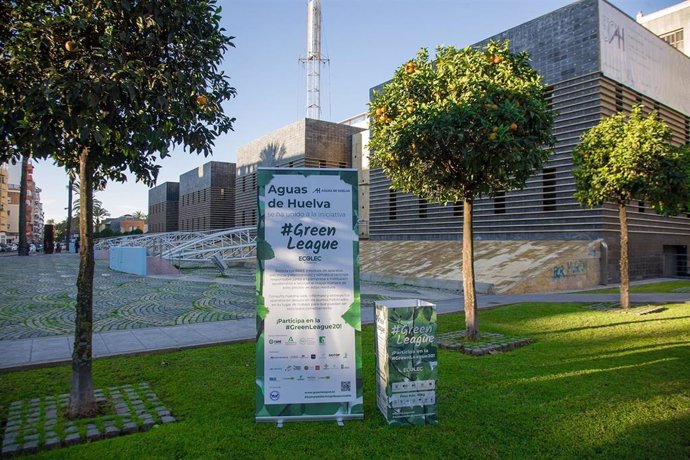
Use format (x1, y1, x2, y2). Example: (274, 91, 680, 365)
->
(268, 335, 327, 345)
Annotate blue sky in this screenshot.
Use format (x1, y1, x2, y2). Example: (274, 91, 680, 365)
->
(33, 0, 680, 223)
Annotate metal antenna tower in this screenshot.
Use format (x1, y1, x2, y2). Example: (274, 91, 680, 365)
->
(299, 0, 329, 120)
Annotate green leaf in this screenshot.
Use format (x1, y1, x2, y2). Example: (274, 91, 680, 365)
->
(341, 300, 361, 331)
(256, 241, 275, 261)
(256, 295, 268, 320)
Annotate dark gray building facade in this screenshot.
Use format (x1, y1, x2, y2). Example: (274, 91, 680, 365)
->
(179, 161, 236, 231)
(369, 0, 690, 280)
(148, 182, 179, 233)
(235, 118, 364, 227)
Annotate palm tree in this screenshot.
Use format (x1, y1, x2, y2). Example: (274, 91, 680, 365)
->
(73, 197, 108, 229)
(132, 210, 147, 221)
(92, 204, 110, 231)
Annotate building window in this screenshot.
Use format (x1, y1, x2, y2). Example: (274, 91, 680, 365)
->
(419, 199, 428, 218)
(660, 28, 684, 50)
(638, 201, 645, 213)
(494, 191, 506, 214)
(453, 201, 463, 217)
(389, 190, 397, 220)
(543, 167, 557, 212)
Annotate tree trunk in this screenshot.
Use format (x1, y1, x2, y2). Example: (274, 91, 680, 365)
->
(68, 149, 97, 418)
(463, 197, 478, 340)
(619, 203, 630, 310)
(17, 156, 29, 256)
(66, 176, 74, 250)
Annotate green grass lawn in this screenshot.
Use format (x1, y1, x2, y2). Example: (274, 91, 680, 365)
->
(2, 302, 689, 459)
(580, 280, 690, 294)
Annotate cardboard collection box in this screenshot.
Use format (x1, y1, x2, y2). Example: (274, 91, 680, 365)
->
(375, 300, 438, 425)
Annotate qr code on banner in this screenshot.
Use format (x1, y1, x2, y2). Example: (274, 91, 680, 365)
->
(341, 381, 351, 392)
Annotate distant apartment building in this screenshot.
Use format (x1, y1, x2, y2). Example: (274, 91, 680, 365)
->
(6, 161, 41, 243)
(148, 182, 179, 233)
(178, 161, 236, 231)
(235, 118, 364, 227)
(32, 187, 44, 243)
(0, 165, 8, 243)
(638, 1, 690, 56)
(7, 184, 20, 242)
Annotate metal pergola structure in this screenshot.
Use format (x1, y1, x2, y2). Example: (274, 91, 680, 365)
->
(94, 227, 257, 265)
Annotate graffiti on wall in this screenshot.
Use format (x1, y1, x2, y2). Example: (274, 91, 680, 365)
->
(553, 259, 588, 280)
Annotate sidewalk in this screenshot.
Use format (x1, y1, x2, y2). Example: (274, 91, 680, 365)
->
(2, 290, 689, 371)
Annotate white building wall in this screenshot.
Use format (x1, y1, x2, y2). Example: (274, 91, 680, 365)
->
(637, 1, 690, 56)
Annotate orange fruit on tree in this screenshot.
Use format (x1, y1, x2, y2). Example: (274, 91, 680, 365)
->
(375, 107, 383, 116)
(492, 55, 502, 65)
(510, 122, 518, 131)
(407, 105, 414, 114)
(196, 95, 208, 107)
(405, 61, 416, 74)
(488, 133, 498, 141)
(65, 40, 76, 52)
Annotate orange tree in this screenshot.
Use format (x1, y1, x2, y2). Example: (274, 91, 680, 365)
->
(573, 105, 690, 309)
(0, 0, 236, 416)
(368, 41, 554, 340)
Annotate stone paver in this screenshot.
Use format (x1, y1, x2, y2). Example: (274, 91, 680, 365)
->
(438, 331, 534, 355)
(0, 254, 255, 340)
(0, 383, 174, 457)
(0, 254, 397, 343)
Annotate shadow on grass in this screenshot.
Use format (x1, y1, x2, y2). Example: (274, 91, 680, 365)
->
(574, 412, 690, 458)
(511, 356, 680, 384)
(561, 340, 690, 361)
(529, 315, 690, 336)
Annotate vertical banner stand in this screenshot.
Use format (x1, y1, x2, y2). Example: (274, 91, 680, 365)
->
(255, 168, 363, 424)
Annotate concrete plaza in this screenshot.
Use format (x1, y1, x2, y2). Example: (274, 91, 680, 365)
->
(1, 253, 689, 370)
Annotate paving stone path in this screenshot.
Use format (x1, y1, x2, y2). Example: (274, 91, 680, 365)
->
(0, 254, 255, 340)
(0, 254, 396, 342)
(1, 382, 175, 457)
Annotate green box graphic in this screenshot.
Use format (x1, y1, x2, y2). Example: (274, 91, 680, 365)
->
(375, 300, 438, 426)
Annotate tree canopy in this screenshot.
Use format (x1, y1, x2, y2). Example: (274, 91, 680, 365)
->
(0, 0, 236, 183)
(367, 41, 554, 204)
(573, 105, 690, 213)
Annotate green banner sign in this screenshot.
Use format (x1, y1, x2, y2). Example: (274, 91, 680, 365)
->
(256, 168, 363, 424)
